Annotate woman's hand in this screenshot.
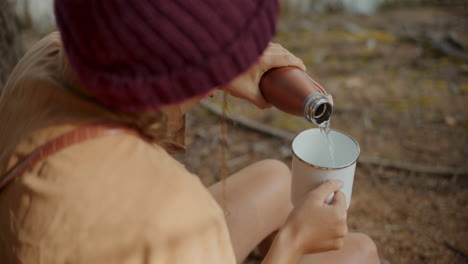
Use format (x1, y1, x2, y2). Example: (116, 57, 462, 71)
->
(223, 43, 306, 109)
(286, 180, 348, 254)
(262, 180, 348, 264)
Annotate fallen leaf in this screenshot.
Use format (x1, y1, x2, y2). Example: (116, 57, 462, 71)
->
(444, 116, 457, 126)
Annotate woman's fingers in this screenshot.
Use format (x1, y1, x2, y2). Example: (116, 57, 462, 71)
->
(310, 180, 344, 202)
(330, 191, 346, 210)
(281, 180, 350, 255)
(261, 43, 307, 72)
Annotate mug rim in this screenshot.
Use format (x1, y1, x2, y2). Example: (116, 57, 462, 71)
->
(291, 128, 360, 170)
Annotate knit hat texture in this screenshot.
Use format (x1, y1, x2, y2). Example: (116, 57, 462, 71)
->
(54, 0, 279, 111)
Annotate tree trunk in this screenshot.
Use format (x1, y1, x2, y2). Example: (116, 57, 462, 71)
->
(0, 0, 22, 91)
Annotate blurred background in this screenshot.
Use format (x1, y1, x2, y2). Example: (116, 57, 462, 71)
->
(0, 0, 467, 263)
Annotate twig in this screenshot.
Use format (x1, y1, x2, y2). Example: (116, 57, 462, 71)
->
(430, 34, 468, 62)
(200, 100, 296, 141)
(200, 100, 468, 176)
(444, 241, 468, 259)
(398, 31, 468, 61)
(357, 156, 468, 176)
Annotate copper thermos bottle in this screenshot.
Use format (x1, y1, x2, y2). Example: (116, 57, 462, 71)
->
(259, 66, 333, 126)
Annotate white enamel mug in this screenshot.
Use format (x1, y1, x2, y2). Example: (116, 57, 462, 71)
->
(291, 128, 360, 209)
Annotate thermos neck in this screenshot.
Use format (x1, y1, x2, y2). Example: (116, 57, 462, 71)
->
(303, 93, 333, 125)
(259, 66, 333, 125)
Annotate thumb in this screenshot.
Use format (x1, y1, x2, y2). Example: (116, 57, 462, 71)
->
(311, 180, 344, 201)
(330, 191, 347, 210)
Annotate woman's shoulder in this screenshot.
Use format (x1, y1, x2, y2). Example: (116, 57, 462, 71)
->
(1, 132, 236, 263)
(45, 132, 213, 206)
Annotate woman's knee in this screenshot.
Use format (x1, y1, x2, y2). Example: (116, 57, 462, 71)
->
(347, 233, 379, 263)
(251, 159, 291, 186)
(245, 159, 293, 222)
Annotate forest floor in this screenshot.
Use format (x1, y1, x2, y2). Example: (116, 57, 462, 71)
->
(177, 6, 468, 264)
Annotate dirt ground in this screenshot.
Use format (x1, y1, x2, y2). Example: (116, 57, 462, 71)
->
(176, 6, 468, 264)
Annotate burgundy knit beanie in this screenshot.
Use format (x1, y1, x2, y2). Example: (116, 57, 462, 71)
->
(54, 0, 279, 111)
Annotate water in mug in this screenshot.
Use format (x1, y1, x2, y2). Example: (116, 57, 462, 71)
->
(319, 120, 337, 168)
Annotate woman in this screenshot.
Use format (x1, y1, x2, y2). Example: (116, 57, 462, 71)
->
(0, 0, 379, 263)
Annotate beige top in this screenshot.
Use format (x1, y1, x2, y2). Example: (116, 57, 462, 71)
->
(0, 33, 236, 263)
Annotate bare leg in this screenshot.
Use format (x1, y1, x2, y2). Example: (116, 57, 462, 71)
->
(208, 159, 292, 263)
(209, 159, 379, 264)
(300, 233, 380, 264)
